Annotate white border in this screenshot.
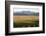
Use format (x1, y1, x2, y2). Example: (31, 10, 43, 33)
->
(9, 5, 43, 33)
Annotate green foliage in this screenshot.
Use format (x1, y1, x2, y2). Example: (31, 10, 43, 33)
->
(13, 20, 39, 28)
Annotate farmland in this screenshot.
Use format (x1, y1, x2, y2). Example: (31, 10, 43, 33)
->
(13, 16, 39, 28)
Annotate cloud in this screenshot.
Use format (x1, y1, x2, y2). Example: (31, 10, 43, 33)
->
(13, 8, 39, 13)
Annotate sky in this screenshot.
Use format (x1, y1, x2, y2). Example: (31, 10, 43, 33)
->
(13, 8, 39, 13)
(13, 5, 39, 13)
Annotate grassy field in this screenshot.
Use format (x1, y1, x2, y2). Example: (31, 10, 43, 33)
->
(13, 16, 39, 28)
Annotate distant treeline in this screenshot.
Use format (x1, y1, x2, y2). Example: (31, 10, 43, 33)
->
(13, 11, 39, 16)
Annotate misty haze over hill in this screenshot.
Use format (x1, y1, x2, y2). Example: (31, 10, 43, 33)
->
(13, 11, 39, 16)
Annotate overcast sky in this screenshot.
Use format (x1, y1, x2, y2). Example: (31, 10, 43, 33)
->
(13, 5, 39, 13)
(13, 8, 39, 13)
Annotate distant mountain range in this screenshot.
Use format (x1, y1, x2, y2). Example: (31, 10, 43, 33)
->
(13, 11, 39, 16)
